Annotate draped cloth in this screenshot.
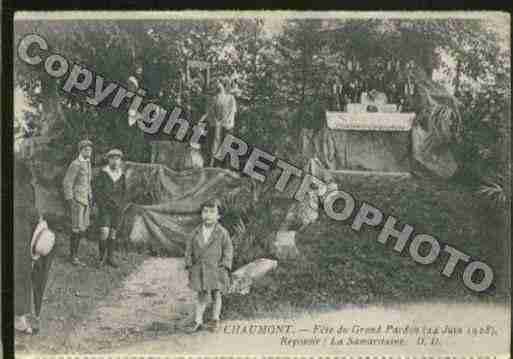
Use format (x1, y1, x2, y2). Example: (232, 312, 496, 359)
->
(150, 140, 191, 172)
(117, 162, 244, 256)
(408, 66, 462, 178)
(302, 127, 412, 173)
(31, 160, 244, 257)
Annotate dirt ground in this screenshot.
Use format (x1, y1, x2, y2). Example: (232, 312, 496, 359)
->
(15, 241, 510, 357)
(66, 257, 196, 353)
(16, 253, 510, 357)
(15, 249, 195, 355)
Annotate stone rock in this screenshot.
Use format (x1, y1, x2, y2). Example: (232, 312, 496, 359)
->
(282, 192, 319, 231)
(271, 231, 300, 260)
(412, 125, 458, 178)
(229, 258, 278, 295)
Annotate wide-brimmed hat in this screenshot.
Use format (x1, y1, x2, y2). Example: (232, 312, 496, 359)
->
(106, 148, 123, 159)
(78, 139, 93, 151)
(32, 228, 55, 259)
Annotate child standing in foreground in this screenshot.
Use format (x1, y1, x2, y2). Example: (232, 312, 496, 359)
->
(185, 199, 233, 332)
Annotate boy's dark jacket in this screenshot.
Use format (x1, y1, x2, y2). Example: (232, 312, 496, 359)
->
(185, 223, 233, 293)
(93, 167, 127, 210)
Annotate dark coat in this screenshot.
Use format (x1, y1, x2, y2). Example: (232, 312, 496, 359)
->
(93, 167, 127, 211)
(15, 159, 55, 318)
(14, 159, 38, 315)
(185, 223, 233, 293)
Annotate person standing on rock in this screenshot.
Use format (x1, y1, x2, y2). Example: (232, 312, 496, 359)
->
(200, 77, 237, 168)
(185, 198, 233, 332)
(93, 149, 127, 268)
(62, 139, 93, 266)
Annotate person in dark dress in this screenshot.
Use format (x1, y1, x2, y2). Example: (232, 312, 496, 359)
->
(14, 158, 38, 334)
(93, 149, 127, 268)
(14, 158, 56, 335)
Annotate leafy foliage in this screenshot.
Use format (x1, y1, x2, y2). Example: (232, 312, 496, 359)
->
(15, 18, 509, 178)
(477, 174, 510, 209)
(224, 175, 509, 319)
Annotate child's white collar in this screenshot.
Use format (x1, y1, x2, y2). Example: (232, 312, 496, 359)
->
(78, 154, 90, 162)
(202, 223, 217, 230)
(102, 165, 123, 182)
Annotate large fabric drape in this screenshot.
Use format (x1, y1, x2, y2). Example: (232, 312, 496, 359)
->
(120, 162, 243, 256)
(408, 66, 462, 178)
(31, 160, 244, 256)
(302, 128, 412, 173)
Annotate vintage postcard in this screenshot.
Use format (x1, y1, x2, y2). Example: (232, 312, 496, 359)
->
(12, 10, 510, 358)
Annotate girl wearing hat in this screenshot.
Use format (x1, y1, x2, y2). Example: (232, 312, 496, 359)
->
(93, 148, 127, 267)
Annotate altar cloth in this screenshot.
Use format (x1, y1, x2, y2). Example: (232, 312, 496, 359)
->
(326, 111, 415, 131)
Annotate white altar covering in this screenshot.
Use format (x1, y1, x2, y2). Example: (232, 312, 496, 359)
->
(326, 111, 416, 131)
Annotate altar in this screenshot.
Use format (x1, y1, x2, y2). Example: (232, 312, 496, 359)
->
(302, 93, 416, 176)
(323, 111, 415, 175)
(299, 47, 461, 178)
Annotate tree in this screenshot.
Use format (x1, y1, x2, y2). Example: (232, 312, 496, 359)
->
(14, 20, 232, 164)
(15, 17, 510, 193)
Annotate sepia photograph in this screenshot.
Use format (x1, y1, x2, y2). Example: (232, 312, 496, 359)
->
(11, 11, 511, 357)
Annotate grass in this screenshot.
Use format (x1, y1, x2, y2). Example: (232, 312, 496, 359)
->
(224, 174, 510, 320)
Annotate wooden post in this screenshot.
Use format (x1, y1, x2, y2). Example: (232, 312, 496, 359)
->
(454, 59, 462, 96)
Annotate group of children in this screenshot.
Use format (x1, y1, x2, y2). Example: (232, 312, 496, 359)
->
(63, 139, 234, 333)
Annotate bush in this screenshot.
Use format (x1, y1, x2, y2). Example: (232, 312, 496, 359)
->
(456, 87, 511, 185)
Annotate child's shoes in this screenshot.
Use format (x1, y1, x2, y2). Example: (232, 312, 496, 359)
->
(207, 319, 220, 332)
(186, 321, 205, 333)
